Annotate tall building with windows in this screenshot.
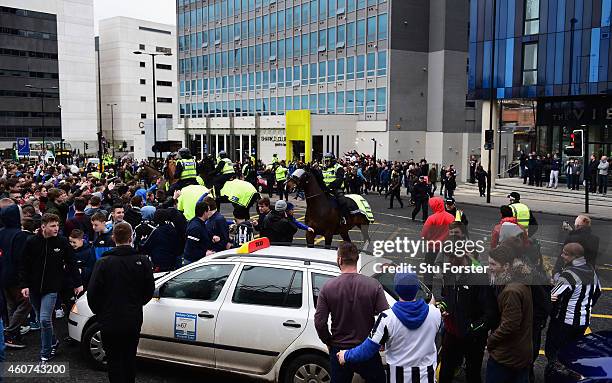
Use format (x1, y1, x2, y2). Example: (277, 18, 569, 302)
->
(97, 17, 177, 153)
(176, 0, 480, 171)
(0, 0, 96, 150)
(469, 0, 612, 179)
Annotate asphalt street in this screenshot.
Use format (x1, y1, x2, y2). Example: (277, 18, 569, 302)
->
(5, 191, 611, 383)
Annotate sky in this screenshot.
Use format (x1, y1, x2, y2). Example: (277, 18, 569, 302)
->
(93, 0, 176, 33)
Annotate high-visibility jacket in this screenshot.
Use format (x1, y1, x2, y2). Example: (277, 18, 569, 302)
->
(242, 163, 250, 177)
(220, 180, 257, 208)
(510, 203, 531, 229)
(218, 158, 235, 175)
(177, 159, 197, 180)
(275, 166, 288, 182)
(272, 156, 279, 164)
(177, 185, 209, 220)
(323, 164, 342, 186)
(455, 210, 463, 222)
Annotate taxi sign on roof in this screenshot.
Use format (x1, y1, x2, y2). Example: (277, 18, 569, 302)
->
(237, 237, 270, 254)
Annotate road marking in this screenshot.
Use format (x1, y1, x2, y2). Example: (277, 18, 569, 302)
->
(598, 266, 612, 272)
(602, 287, 612, 291)
(592, 313, 612, 319)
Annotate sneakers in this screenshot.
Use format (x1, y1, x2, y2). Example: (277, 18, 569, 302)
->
(5, 337, 26, 349)
(29, 321, 41, 331)
(50, 340, 60, 357)
(39, 355, 55, 364)
(55, 308, 65, 319)
(19, 325, 30, 335)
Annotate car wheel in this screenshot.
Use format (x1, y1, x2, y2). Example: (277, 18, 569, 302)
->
(81, 322, 107, 370)
(282, 354, 331, 383)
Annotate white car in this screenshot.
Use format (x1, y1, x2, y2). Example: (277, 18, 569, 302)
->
(68, 240, 430, 382)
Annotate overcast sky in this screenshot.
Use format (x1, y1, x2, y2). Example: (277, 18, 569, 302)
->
(93, 0, 176, 33)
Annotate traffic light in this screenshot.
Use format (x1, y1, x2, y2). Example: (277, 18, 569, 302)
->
(84, 143, 89, 150)
(484, 130, 494, 150)
(564, 129, 583, 157)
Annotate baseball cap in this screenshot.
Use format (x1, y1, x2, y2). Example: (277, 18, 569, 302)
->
(445, 197, 455, 204)
(275, 200, 287, 211)
(507, 192, 521, 200)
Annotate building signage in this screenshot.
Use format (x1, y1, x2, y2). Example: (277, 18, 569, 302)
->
(260, 135, 286, 147)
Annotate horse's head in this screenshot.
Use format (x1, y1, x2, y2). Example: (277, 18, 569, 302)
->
(201, 154, 216, 173)
(286, 168, 309, 192)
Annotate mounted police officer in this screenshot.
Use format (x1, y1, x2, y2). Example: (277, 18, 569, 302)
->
(211, 150, 236, 199)
(508, 192, 538, 236)
(322, 153, 350, 224)
(168, 148, 199, 194)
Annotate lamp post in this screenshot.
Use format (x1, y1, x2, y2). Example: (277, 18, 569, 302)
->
(106, 103, 117, 157)
(133, 50, 173, 159)
(486, 0, 497, 204)
(371, 138, 377, 161)
(25, 84, 58, 151)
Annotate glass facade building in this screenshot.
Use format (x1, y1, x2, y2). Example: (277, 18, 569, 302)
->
(468, 0, 612, 158)
(177, 0, 388, 119)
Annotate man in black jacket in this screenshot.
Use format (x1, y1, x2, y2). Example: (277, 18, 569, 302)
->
(411, 176, 429, 221)
(554, 215, 600, 274)
(19, 213, 83, 362)
(87, 222, 154, 383)
(261, 200, 298, 244)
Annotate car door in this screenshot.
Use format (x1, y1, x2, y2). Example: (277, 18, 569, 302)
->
(138, 262, 237, 367)
(214, 263, 308, 374)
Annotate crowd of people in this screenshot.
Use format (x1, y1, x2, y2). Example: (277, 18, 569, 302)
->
(518, 151, 610, 194)
(0, 150, 603, 383)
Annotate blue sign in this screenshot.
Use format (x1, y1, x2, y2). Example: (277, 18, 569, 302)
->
(17, 138, 30, 156)
(174, 312, 197, 341)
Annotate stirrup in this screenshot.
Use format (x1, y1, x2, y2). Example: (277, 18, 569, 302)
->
(341, 217, 347, 225)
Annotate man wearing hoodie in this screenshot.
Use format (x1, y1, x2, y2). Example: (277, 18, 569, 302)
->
(315, 242, 388, 383)
(1, 204, 33, 349)
(486, 242, 533, 383)
(337, 272, 441, 382)
(490, 205, 528, 249)
(421, 197, 455, 290)
(91, 211, 115, 260)
(142, 209, 181, 272)
(134, 206, 157, 252)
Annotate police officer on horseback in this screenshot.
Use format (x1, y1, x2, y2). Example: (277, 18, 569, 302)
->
(211, 150, 236, 198)
(322, 153, 350, 224)
(168, 148, 200, 193)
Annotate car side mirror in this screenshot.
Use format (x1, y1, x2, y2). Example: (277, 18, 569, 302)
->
(152, 286, 161, 299)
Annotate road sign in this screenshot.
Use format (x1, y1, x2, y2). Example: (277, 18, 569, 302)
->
(17, 138, 30, 156)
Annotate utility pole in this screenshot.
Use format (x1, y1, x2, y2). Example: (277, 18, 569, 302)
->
(486, 0, 497, 204)
(107, 103, 117, 157)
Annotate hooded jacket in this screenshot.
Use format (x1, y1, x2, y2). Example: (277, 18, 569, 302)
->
(92, 227, 115, 260)
(0, 205, 33, 288)
(421, 197, 454, 252)
(142, 222, 181, 271)
(490, 217, 528, 249)
(87, 245, 154, 333)
(344, 300, 442, 381)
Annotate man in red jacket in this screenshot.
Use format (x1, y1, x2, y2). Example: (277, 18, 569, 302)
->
(421, 197, 454, 290)
(491, 205, 528, 249)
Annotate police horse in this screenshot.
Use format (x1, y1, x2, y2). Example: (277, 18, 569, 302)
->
(286, 168, 374, 250)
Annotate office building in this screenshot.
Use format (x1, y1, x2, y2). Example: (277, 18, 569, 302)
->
(97, 17, 177, 153)
(469, 0, 612, 178)
(175, 0, 480, 174)
(0, 0, 97, 151)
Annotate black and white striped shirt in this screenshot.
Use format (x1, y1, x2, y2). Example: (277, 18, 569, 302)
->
(551, 257, 601, 326)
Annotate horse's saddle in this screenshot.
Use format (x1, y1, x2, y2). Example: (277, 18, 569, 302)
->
(329, 194, 374, 223)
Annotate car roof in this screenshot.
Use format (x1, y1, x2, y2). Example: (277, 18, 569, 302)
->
(201, 245, 386, 273)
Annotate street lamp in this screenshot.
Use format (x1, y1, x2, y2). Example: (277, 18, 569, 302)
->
(106, 103, 117, 157)
(133, 50, 173, 159)
(371, 138, 377, 161)
(25, 84, 58, 150)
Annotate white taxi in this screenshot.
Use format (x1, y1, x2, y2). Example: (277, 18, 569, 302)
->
(68, 239, 430, 382)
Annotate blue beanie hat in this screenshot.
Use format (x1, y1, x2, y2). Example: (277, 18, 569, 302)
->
(141, 205, 156, 221)
(394, 272, 420, 301)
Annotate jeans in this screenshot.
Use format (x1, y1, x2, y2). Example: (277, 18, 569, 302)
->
(548, 170, 559, 188)
(29, 292, 58, 359)
(599, 175, 608, 194)
(329, 346, 386, 383)
(544, 319, 587, 362)
(4, 287, 32, 339)
(485, 357, 529, 383)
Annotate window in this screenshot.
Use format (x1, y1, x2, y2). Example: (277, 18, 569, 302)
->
(336, 91, 345, 113)
(156, 63, 172, 70)
(139, 61, 146, 68)
(140, 113, 147, 118)
(312, 273, 334, 307)
(356, 19, 366, 45)
(346, 56, 355, 80)
(311, 0, 318, 22)
(158, 114, 173, 119)
(355, 89, 364, 112)
(356, 54, 365, 79)
(310, 63, 317, 84)
(232, 266, 302, 308)
(346, 90, 354, 113)
(319, 0, 327, 20)
(140, 96, 147, 102)
(337, 58, 345, 80)
(161, 265, 234, 301)
(337, 24, 346, 45)
(139, 44, 145, 50)
(278, 69, 284, 87)
(318, 93, 326, 113)
(157, 80, 172, 87)
(367, 16, 376, 42)
(327, 27, 336, 51)
(522, 43, 537, 85)
(378, 13, 388, 40)
(377, 51, 387, 76)
(302, 64, 309, 85)
(524, 0, 539, 35)
(367, 52, 375, 76)
(328, 60, 335, 82)
(319, 61, 326, 82)
(157, 97, 173, 103)
(140, 79, 146, 85)
(328, 0, 336, 18)
(348, 0, 356, 12)
(327, 92, 335, 113)
(366, 88, 375, 112)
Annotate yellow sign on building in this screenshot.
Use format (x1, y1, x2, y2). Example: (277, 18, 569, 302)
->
(285, 110, 312, 163)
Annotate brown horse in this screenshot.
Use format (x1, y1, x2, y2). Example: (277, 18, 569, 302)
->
(286, 168, 371, 250)
(137, 164, 163, 185)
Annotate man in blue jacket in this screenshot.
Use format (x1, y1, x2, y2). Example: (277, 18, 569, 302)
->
(203, 197, 229, 253)
(142, 209, 181, 272)
(1, 204, 34, 348)
(91, 211, 114, 260)
(182, 201, 213, 265)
